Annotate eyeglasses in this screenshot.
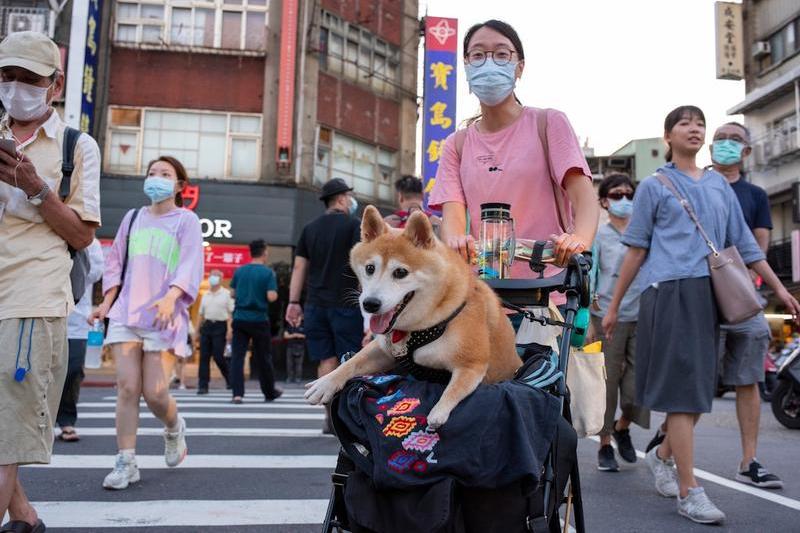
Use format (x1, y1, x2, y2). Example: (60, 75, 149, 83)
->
(606, 192, 634, 201)
(465, 49, 516, 67)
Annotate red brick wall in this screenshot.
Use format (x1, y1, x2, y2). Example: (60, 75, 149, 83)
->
(108, 48, 264, 113)
(320, 0, 403, 46)
(316, 73, 400, 150)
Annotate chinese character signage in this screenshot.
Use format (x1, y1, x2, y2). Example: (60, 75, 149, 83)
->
(422, 17, 458, 206)
(204, 244, 251, 279)
(715, 2, 743, 80)
(80, 0, 102, 132)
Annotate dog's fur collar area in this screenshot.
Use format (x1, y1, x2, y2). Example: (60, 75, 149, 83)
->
(387, 300, 467, 363)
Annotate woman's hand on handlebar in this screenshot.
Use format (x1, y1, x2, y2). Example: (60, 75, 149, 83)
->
(550, 233, 587, 267)
(446, 234, 475, 263)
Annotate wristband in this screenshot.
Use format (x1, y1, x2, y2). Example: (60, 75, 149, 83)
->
(289, 301, 300, 305)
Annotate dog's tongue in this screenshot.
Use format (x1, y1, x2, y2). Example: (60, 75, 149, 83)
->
(370, 312, 393, 334)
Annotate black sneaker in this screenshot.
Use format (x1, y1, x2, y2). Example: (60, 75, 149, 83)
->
(645, 428, 666, 453)
(598, 444, 619, 472)
(735, 459, 783, 489)
(264, 388, 284, 402)
(612, 423, 637, 463)
(196, 388, 208, 395)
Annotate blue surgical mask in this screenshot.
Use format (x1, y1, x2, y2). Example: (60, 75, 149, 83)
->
(349, 196, 358, 215)
(464, 61, 517, 106)
(711, 139, 745, 166)
(143, 176, 176, 203)
(608, 198, 633, 219)
(208, 275, 221, 287)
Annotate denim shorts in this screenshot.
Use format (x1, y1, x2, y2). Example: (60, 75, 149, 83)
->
(304, 305, 363, 362)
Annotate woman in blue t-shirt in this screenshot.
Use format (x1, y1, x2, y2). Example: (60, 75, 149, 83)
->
(603, 105, 800, 525)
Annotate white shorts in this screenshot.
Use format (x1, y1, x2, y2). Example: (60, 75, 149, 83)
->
(105, 322, 170, 353)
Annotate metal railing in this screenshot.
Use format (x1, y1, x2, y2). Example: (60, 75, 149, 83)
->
(0, 6, 51, 39)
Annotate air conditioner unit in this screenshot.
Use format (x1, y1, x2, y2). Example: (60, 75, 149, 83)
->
(752, 41, 771, 59)
(7, 12, 47, 35)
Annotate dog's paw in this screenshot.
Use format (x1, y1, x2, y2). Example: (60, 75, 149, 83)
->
(426, 405, 452, 430)
(304, 375, 341, 405)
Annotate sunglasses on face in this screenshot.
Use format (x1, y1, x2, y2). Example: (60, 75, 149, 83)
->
(606, 192, 634, 201)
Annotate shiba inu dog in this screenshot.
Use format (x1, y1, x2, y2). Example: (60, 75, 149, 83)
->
(304, 206, 520, 429)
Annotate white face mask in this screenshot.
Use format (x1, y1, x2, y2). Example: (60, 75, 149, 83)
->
(0, 80, 51, 122)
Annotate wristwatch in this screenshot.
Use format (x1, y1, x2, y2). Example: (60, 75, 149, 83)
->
(27, 183, 51, 206)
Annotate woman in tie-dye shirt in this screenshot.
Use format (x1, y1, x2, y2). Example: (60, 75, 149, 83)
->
(91, 155, 203, 490)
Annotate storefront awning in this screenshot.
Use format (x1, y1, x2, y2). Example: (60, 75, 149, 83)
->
(727, 65, 800, 115)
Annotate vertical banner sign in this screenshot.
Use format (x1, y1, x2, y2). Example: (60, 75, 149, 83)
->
(276, 0, 299, 169)
(714, 2, 743, 80)
(422, 17, 458, 206)
(80, 0, 102, 133)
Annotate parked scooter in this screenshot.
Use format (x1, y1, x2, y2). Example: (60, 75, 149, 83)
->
(759, 351, 780, 402)
(771, 345, 800, 429)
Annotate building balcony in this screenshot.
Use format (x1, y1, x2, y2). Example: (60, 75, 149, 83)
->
(0, 6, 50, 39)
(748, 131, 800, 170)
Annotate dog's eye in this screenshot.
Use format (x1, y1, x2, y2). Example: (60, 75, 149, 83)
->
(392, 268, 409, 280)
(365, 264, 375, 275)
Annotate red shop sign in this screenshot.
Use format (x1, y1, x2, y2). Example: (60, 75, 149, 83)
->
(204, 243, 251, 279)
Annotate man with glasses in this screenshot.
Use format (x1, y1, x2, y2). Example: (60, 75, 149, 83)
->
(710, 122, 782, 489)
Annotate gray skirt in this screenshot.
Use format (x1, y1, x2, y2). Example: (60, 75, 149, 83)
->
(635, 277, 719, 413)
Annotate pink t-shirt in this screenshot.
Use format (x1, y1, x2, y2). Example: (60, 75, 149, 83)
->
(429, 107, 591, 298)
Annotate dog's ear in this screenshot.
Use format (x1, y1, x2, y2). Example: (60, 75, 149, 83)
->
(361, 205, 387, 242)
(403, 211, 435, 249)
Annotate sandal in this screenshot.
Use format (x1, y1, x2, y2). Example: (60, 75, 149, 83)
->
(1, 519, 46, 532)
(58, 427, 80, 442)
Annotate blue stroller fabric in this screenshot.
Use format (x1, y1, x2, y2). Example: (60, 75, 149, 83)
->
(332, 374, 561, 491)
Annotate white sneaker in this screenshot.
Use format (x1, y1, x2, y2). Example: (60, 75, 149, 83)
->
(164, 416, 188, 467)
(678, 487, 726, 524)
(645, 446, 679, 498)
(103, 453, 140, 490)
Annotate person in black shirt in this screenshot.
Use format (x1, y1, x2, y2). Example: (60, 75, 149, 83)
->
(286, 178, 364, 431)
(709, 122, 782, 489)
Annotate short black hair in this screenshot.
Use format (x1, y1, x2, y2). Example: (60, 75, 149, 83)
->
(249, 239, 267, 258)
(464, 20, 525, 61)
(663, 105, 706, 162)
(598, 173, 635, 199)
(395, 175, 422, 196)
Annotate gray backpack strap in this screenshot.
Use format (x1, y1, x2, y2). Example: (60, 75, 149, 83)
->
(60, 126, 81, 200)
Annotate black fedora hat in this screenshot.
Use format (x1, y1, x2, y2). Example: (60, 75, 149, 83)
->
(319, 177, 353, 201)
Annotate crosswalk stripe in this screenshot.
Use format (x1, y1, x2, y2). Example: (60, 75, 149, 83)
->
(68, 427, 332, 437)
(26, 499, 329, 528)
(28, 454, 337, 469)
(78, 402, 322, 410)
(174, 390, 307, 397)
(102, 395, 310, 403)
(79, 411, 325, 420)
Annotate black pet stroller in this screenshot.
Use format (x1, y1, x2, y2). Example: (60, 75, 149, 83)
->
(322, 250, 591, 533)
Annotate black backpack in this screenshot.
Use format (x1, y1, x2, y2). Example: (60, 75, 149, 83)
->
(61, 126, 91, 304)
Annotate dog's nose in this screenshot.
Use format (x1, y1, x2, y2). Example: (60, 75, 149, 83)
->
(362, 297, 382, 314)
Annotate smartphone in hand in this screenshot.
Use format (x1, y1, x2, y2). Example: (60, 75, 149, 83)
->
(0, 139, 18, 158)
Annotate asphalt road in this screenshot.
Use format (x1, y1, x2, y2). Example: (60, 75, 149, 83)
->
(13, 384, 800, 532)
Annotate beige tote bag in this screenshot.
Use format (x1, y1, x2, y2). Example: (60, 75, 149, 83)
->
(515, 304, 606, 437)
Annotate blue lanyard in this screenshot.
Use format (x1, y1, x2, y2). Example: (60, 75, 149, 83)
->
(14, 319, 34, 382)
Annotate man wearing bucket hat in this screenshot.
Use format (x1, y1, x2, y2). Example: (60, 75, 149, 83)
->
(286, 178, 364, 432)
(0, 31, 101, 533)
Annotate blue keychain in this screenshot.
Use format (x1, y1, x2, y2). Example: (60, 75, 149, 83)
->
(13, 319, 34, 382)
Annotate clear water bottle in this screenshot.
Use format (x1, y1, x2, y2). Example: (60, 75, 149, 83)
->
(85, 319, 104, 369)
(477, 203, 515, 279)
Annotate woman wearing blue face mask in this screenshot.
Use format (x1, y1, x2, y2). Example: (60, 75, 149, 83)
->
(430, 19, 599, 297)
(89, 155, 203, 490)
(588, 173, 650, 473)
